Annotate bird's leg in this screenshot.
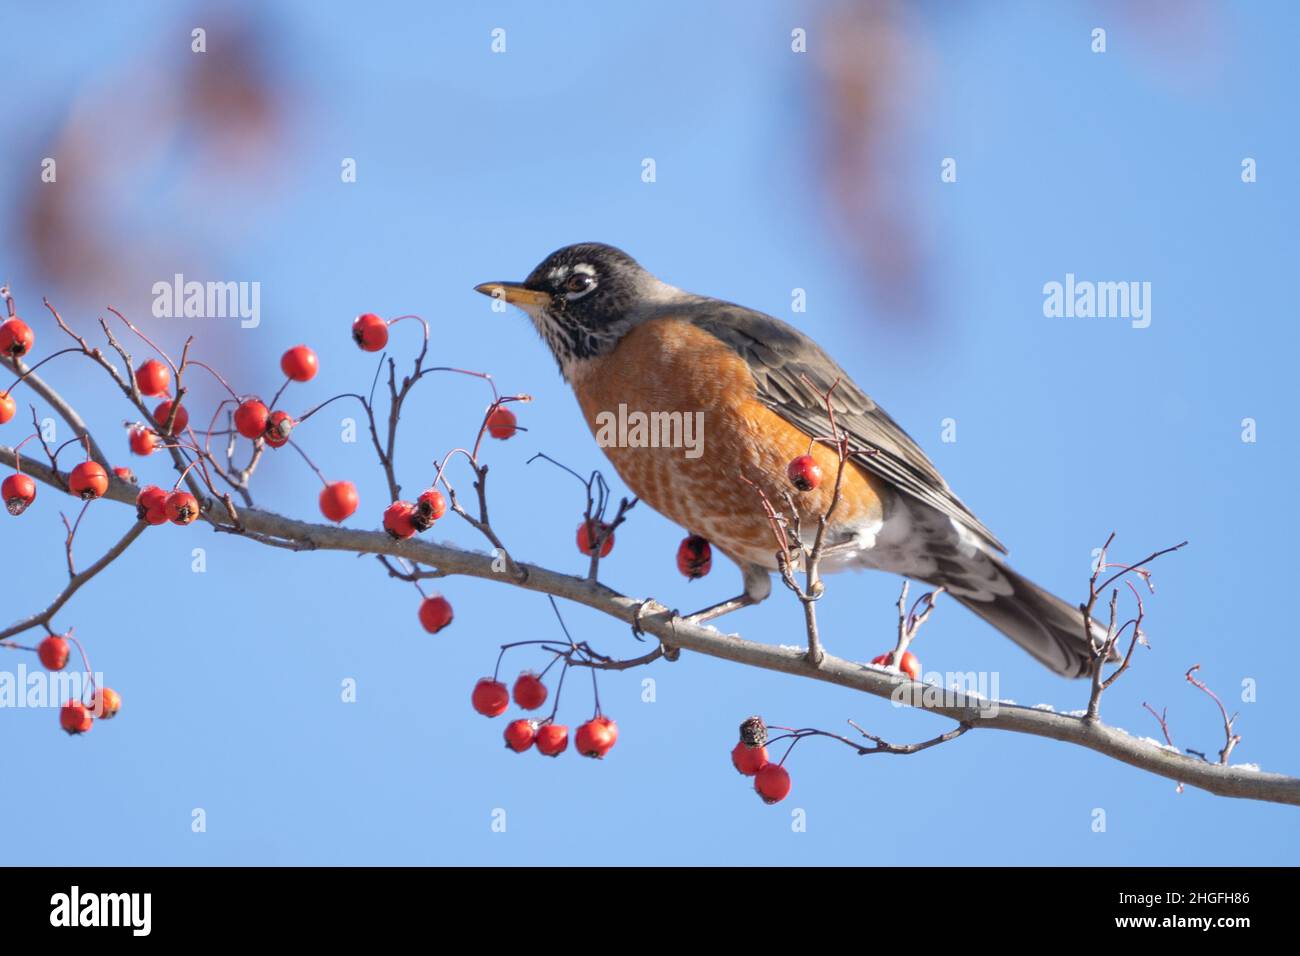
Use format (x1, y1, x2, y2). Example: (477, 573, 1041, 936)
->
(682, 564, 772, 625)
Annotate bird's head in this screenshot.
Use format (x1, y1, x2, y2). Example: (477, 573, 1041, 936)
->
(475, 242, 680, 380)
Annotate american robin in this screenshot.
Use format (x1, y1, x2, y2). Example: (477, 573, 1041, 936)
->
(476, 243, 1107, 677)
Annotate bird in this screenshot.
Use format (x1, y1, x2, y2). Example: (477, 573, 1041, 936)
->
(475, 242, 1108, 678)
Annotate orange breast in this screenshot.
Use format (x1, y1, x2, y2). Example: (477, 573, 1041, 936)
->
(569, 317, 887, 569)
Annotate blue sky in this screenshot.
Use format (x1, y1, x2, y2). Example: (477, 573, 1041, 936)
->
(1, 1, 1296, 864)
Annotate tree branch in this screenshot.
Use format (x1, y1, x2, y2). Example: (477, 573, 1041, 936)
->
(4, 443, 1295, 805)
(0, 514, 147, 640)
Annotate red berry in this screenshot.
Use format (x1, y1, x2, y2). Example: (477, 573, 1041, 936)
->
(755, 763, 792, 804)
(68, 461, 108, 500)
(37, 635, 70, 671)
(512, 672, 548, 710)
(871, 650, 921, 681)
(0, 317, 34, 358)
(134, 359, 171, 397)
(787, 454, 823, 492)
(352, 313, 388, 351)
(486, 406, 517, 439)
(136, 485, 169, 525)
(383, 500, 418, 539)
(416, 488, 446, 525)
(534, 722, 569, 757)
(731, 741, 770, 776)
(59, 701, 93, 735)
(91, 687, 121, 720)
(153, 399, 189, 435)
(418, 595, 453, 634)
(471, 678, 510, 717)
(676, 534, 712, 579)
(319, 480, 358, 522)
(112, 466, 135, 483)
(0, 391, 15, 424)
(2, 473, 36, 515)
(504, 718, 538, 753)
(594, 715, 619, 748)
(280, 344, 319, 382)
(577, 519, 615, 558)
(575, 716, 618, 759)
(164, 490, 199, 525)
(128, 425, 157, 456)
(262, 410, 294, 448)
(234, 399, 269, 439)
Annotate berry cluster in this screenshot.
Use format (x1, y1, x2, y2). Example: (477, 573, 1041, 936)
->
(730, 716, 792, 804)
(35, 634, 121, 737)
(472, 670, 619, 760)
(2, 299, 45, 512)
(126, 341, 323, 526)
(1, 314, 350, 527)
(467, 598, 627, 763)
(3, 296, 542, 739)
(382, 486, 448, 539)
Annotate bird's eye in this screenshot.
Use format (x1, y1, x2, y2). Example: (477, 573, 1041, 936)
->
(565, 272, 595, 296)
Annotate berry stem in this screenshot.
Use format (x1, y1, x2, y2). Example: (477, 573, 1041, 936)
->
(185, 360, 241, 401)
(543, 660, 570, 724)
(61, 499, 92, 574)
(296, 392, 368, 425)
(201, 398, 238, 456)
(9, 431, 38, 472)
(421, 365, 500, 402)
(492, 638, 571, 681)
(1, 347, 82, 395)
(268, 376, 291, 412)
(63, 630, 96, 701)
(386, 313, 431, 345)
(171, 458, 204, 492)
(47, 432, 93, 472)
(106, 306, 181, 380)
(286, 439, 329, 489)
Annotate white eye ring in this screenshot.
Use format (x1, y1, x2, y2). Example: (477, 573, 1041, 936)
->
(564, 271, 597, 299)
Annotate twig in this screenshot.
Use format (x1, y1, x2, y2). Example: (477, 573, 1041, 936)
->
(1185, 665, 1242, 765)
(1082, 535, 1187, 720)
(0, 519, 147, 640)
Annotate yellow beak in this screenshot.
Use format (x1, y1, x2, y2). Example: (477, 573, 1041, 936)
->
(473, 282, 551, 308)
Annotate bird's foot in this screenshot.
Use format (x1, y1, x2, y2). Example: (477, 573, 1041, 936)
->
(630, 598, 681, 660)
(681, 562, 772, 625)
(681, 593, 757, 625)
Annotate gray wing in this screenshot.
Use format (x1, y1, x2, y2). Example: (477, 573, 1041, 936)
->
(686, 300, 1007, 554)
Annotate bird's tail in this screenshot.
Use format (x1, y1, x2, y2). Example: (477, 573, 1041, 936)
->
(948, 561, 1113, 679)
